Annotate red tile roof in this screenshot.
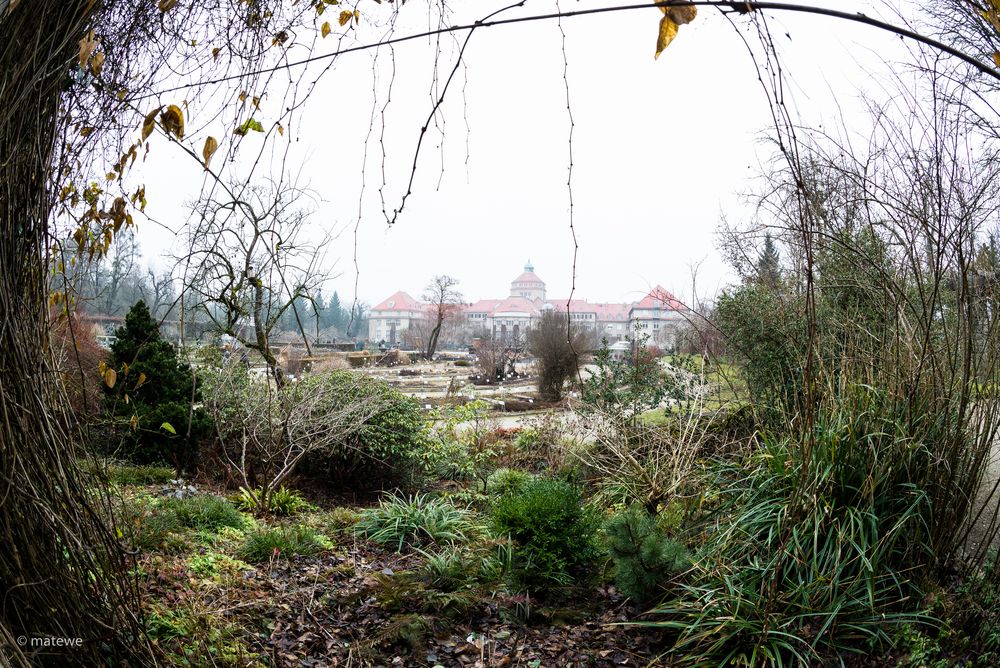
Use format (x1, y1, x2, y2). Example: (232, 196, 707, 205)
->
(371, 291, 423, 312)
(634, 286, 684, 310)
(466, 299, 502, 313)
(493, 297, 542, 315)
(512, 271, 544, 285)
(592, 302, 631, 321)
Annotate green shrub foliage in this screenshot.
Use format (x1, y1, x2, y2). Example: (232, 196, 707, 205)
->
(486, 468, 534, 499)
(128, 494, 246, 551)
(299, 370, 426, 488)
(105, 300, 210, 467)
(490, 477, 600, 593)
(604, 505, 689, 603)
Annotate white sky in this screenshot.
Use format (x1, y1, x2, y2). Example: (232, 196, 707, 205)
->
(130, 1, 921, 309)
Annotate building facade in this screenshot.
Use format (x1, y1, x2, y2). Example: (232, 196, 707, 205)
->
(368, 291, 426, 345)
(368, 263, 687, 349)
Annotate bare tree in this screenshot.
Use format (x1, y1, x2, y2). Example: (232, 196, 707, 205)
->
(421, 274, 463, 359)
(138, 267, 177, 320)
(528, 311, 595, 401)
(473, 332, 523, 383)
(181, 182, 327, 387)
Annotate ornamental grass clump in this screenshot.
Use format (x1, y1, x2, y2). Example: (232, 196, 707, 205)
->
(356, 492, 481, 551)
(647, 390, 934, 665)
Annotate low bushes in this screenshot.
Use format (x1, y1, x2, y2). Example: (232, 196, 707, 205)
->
(298, 370, 427, 489)
(105, 462, 176, 486)
(486, 467, 533, 499)
(489, 477, 601, 593)
(233, 485, 315, 515)
(130, 494, 247, 551)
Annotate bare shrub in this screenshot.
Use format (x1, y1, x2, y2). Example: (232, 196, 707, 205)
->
(528, 311, 594, 401)
(201, 363, 395, 511)
(49, 309, 106, 419)
(578, 403, 712, 514)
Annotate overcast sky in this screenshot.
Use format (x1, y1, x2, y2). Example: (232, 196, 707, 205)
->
(129, 0, 919, 309)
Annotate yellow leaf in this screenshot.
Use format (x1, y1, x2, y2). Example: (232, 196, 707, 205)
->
(136, 372, 147, 388)
(668, 4, 697, 25)
(338, 10, 352, 26)
(158, 0, 177, 11)
(78, 30, 97, 69)
(994, 51, 1000, 69)
(141, 106, 162, 141)
(159, 104, 185, 140)
(277, 124, 285, 136)
(212, 47, 221, 60)
(321, 21, 331, 37)
(202, 136, 219, 168)
(252, 95, 260, 109)
(80, 127, 94, 137)
(353, 9, 359, 23)
(130, 414, 139, 431)
(124, 393, 129, 405)
(104, 367, 117, 389)
(98, 360, 107, 375)
(655, 15, 678, 59)
(90, 51, 105, 76)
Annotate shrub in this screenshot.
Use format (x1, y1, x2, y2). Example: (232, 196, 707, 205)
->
(346, 351, 372, 368)
(298, 370, 426, 489)
(49, 307, 106, 419)
(420, 400, 502, 490)
(604, 505, 689, 602)
(486, 468, 533, 499)
(528, 311, 593, 401)
(356, 492, 481, 551)
(237, 525, 329, 562)
(103, 300, 211, 468)
(419, 540, 513, 592)
(581, 333, 702, 421)
(325, 507, 362, 531)
(714, 284, 807, 413)
(490, 477, 601, 593)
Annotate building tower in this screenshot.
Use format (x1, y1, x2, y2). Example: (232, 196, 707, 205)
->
(509, 260, 546, 301)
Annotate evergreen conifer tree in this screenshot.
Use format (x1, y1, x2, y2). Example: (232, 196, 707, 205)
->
(106, 300, 210, 468)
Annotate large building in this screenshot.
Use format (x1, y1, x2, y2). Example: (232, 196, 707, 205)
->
(369, 263, 687, 348)
(368, 290, 426, 345)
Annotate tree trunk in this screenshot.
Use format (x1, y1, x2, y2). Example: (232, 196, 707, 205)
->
(0, 2, 150, 663)
(252, 277, 286, 387)
(425, 318, 443, 360)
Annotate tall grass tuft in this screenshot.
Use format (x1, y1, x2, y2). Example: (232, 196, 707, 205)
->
(356, 492, 481, 551)
(647, 389, 935, 664)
